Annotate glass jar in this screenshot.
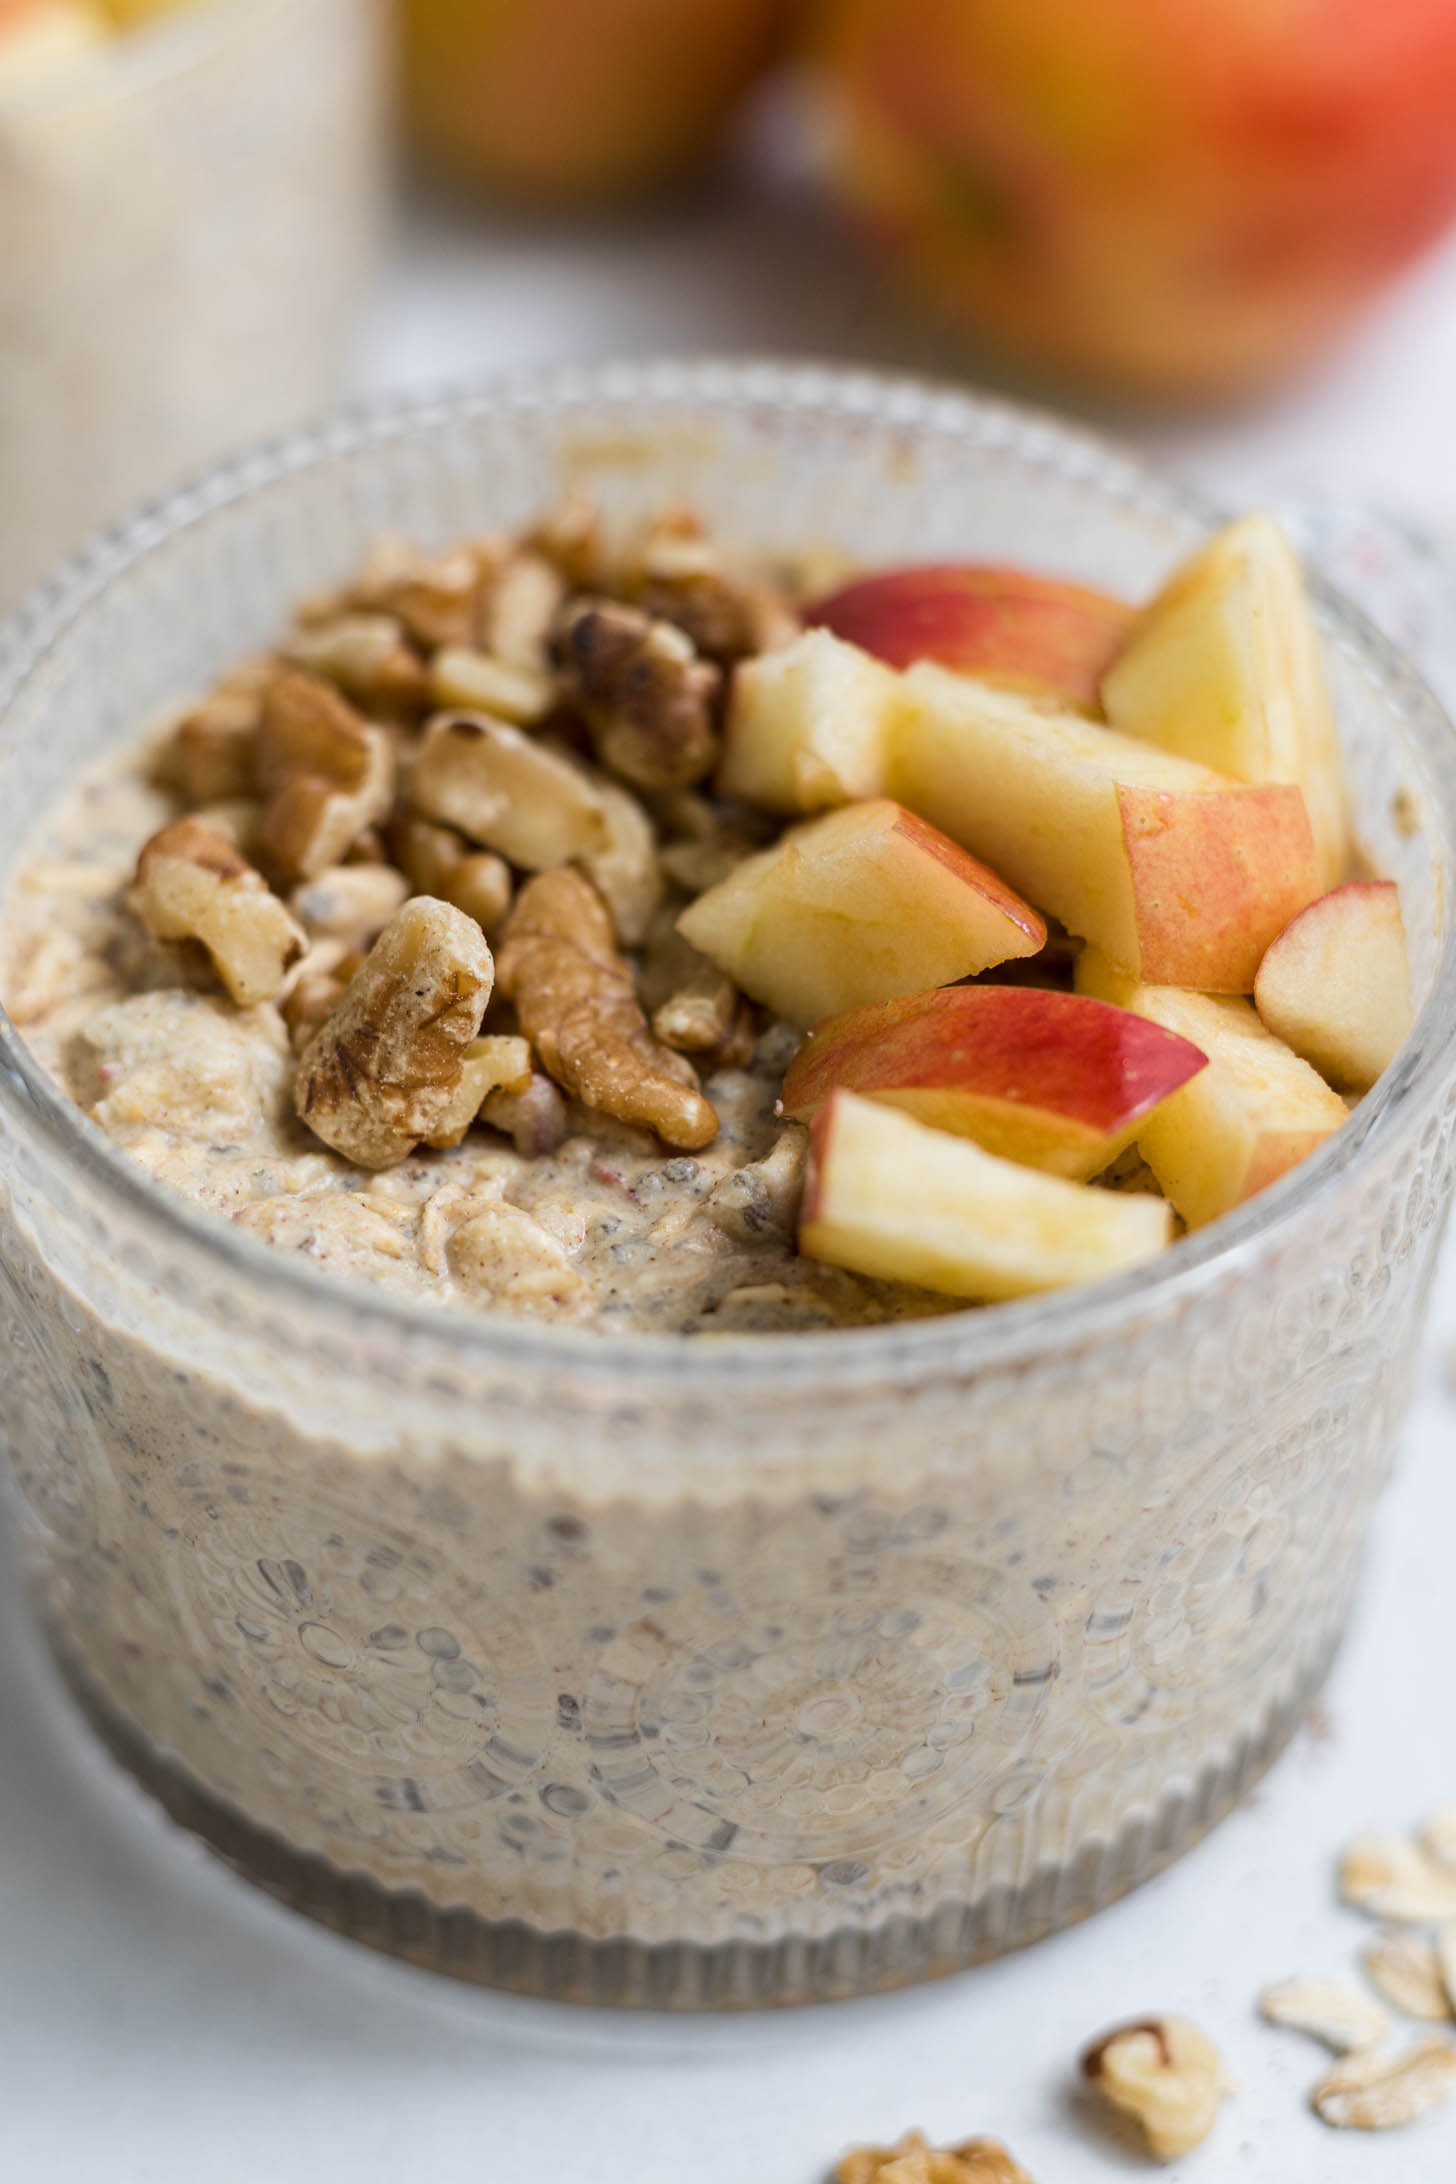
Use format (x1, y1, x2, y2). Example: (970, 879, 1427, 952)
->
(0, 0, 385, 609)
(2, 360, 1454, 2008)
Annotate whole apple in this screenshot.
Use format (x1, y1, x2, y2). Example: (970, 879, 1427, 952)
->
(399, 0, 793, 207)
(818, 0, 1456, 396)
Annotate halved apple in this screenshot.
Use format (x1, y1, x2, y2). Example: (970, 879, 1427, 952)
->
(1076, 947, 1349, 1228)
(715, 627, 901, 812)
(1254, 880, 1413, 1093)
(780, 986, 1207, 1181)
(799, 1090, 1173, 1301)
(676, 797, 1044, 1027)
(895, 664, 1321, 992)
(809, 564, 1136, 709)
(1101, 514, 1347, 887)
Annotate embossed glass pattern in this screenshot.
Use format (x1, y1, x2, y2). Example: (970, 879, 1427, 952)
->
(2, 362, 1455, 2007)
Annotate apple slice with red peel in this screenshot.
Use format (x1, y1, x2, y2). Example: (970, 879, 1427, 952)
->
(1102, 514, 1347, 887)
(677, 797, 1044, 1027)
(799, 1090, 1173, 1301)
(779, 986, 1207, 1181)
(716, 627, 901, 813)
(1076, 946, 1349, 1228)
(895, 664, 1321, 992)
(1254, 880, 1412, 1092)
(809, 564, 1136, 709)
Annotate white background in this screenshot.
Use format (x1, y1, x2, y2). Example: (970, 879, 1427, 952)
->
(5, 170, 1456, 2180)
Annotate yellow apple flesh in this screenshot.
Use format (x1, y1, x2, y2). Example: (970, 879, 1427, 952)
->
(1254, 880, 1412, 1093)
(780, 984, 1206, 1181)
(1103, 515, 1347, 888)
(894, 665, 1321, 991)
(1076, 946, 1349, 1228)
(800, 1089, 1173, 1301)
(716, 627, 901, 813)
(676, 796, 1044, 1027)
(809, 562, 1136, 709)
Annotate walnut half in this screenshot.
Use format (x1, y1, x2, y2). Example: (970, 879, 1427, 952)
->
(294, 898, 495, 1169)
(1082, 2016, 1231, 2161)
(496, 867, 717, 1152)
(550, 597, 721, 791)
(130, 819, 305, 1008)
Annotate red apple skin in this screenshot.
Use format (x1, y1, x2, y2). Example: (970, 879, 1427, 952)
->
(399, 0, 793, 207)
(819, 0, 1456, 398)
(808, 565, 1135, 707)
(781, 984, 1206, 1178)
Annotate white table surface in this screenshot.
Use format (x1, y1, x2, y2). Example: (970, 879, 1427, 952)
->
(6, 172, 1456, 2181)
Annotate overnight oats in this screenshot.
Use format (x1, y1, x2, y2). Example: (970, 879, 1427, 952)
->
(1, 366, 1454, 2004)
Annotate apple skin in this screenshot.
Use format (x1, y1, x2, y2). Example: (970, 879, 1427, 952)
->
(1254, 879, 1412, 1093)
(818, 0, 1456, 398)
(399, 0, 793, 207)
(808, 564, 1135, 709)
(779, 984, 1207, 1180)
(799, 1088, 1173, 1301)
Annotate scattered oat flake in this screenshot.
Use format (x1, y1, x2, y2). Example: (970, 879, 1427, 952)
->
(1311, 2036, 1456, 2130)
(1259, 1976, 1390, 2052)
(1422, 1806, 1456, 1872)
(1339, 1834, 1456, 1923)
(1362, 1929, 1453, 2023)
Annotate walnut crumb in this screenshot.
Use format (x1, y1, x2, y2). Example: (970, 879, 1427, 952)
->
(130, 818, 305, 1008)
(550, 596, 721, 791)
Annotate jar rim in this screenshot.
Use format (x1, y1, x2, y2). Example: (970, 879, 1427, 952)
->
(3, 355, 1454, 1392)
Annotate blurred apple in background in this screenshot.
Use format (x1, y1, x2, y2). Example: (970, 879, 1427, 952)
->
(0, 0, 105, 87)
(399, 0, 796, 207)
(817, 0, 1456, 398)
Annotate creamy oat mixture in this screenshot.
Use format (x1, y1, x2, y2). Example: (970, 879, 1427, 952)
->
(0, 507, 949, 1333)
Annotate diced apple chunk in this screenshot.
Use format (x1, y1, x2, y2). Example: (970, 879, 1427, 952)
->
(780, 985, 1207, 1181)
(1254, 880, 1413, 1092)
(676, 797, 1044, 1027)
(895, 664, 1321, 991)
(1075, 946, 1349, 1228)
(1102, 514, 1347, 887)
(715, 627, 901, 813)
(809, 563, 1136, 709)
(800, 1090, 1173, 1301)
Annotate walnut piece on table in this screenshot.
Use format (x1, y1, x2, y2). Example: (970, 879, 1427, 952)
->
(550, 596, 721, 791)
(497, 866, 717, 1151)
(294, 897, 495, 1169)
(130, 818, 305, 1009)
(836, 2129, 1034, 2184)
(1081, 2016, 1231, 2161)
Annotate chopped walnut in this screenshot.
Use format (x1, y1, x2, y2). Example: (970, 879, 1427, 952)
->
(483, 550, 566, 673)
(639, 908, 740, 1055)
(658, 800, 764, 895)
(577, 776, 662, 946)
(130, 819, 305, 1009)
(289, 863, 411, 953)
(255, 669, 395, 885)
(456, 1032, 533, 1114)
(286, 613, 427, 719)
(348, 536, 489, 653)
(410, 711, 607, 872)
(623, 509, 801, 665)
(527, 490, 607, 591)
(429, 644, 554, 727)
(836, 2130, 1034, 2184)
(390, 818, 514, 937)
(163, 685, 264, 804)
(480, 1070, 569, 1158)
(280, 944, 354, 1053)
(294, 897, 495, 1168)
(1082, 2017, 1231, 2161)
(497, 867, 716, 1151)
(550, 596, 721, 791)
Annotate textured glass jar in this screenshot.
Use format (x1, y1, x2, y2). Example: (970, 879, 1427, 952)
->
(0, 0, 385, 609)
(2, 361, 1455, 2009)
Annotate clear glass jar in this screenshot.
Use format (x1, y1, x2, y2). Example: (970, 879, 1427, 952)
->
(0, 0, 385, 610)
(2, 360, 1455, 2008)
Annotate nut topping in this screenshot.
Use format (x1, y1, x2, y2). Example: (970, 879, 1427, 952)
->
(410, 711, 607, 872)
(550, 596, 721, 791)
(294, 898, 495, 1169)
(286, 613, 427, 718)
(497, 867, 717, 1150)
(290, 863, 411, 953)
(130, 819, 305, 1009)
(428, 644, 554, 727)
(1081, 2016, 1230, 2161)
(255, 668, 395, 884)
